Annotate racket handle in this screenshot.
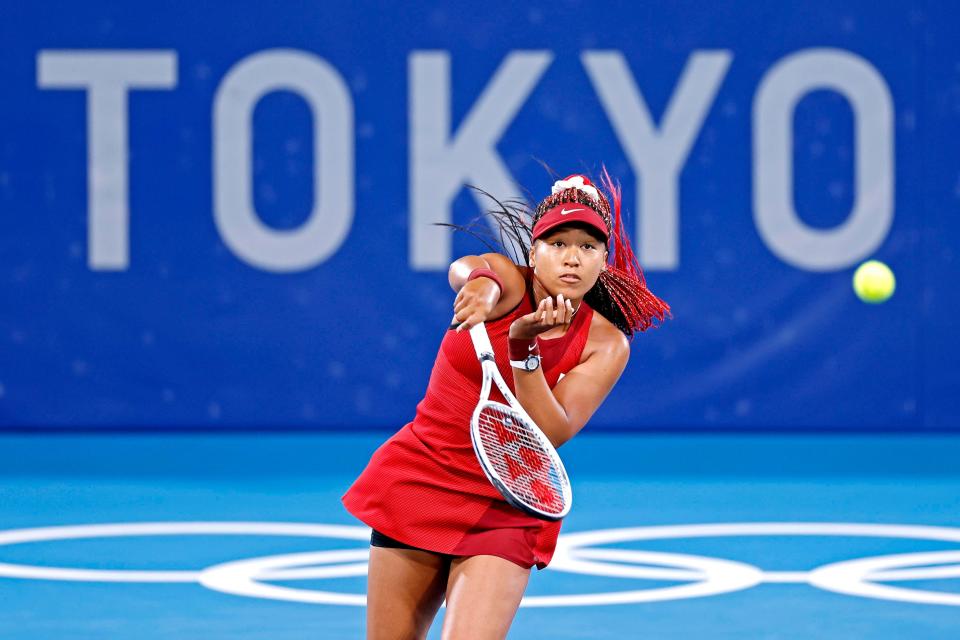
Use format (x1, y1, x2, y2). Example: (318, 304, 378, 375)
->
(468, 322, 495, 360)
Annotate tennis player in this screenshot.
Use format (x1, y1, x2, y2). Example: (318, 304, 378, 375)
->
(342, 172, 670, 639)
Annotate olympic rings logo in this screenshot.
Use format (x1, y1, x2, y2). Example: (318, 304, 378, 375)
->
(1, 522, 959, 607)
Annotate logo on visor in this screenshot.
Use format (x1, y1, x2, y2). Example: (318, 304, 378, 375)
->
(560, 208, 585, 215)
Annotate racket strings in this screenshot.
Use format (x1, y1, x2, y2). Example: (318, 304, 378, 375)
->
(477, 405, 566, 515)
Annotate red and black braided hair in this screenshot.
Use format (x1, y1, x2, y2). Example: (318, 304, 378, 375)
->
(435, 169, 671, 338)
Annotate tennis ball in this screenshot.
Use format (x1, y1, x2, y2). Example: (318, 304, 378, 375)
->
(853, 260, 895, 304)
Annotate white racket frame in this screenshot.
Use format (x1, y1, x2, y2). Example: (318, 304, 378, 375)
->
(468, 322, 572, 520)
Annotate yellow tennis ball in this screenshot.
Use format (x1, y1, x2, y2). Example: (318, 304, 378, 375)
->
(853, 260, 895, 303)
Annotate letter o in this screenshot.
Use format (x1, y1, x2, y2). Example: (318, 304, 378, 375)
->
(214, 49, 354, 272)
(753, 48, 894, 271)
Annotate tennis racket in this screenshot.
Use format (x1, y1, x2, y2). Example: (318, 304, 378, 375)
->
(468, 322, 572, 521)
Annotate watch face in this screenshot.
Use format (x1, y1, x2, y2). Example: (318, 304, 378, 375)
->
(525, 355, 540, 371)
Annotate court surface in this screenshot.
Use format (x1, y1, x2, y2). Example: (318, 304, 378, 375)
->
(2, 433, 959, 639)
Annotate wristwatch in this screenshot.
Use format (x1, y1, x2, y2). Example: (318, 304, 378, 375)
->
(510, 354, 541, 372)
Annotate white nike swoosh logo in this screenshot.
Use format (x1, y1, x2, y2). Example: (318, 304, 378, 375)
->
(560, 207, 585, 215)
(528, 343, 538, 351)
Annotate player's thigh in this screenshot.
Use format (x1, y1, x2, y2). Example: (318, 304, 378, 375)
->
(440, 554, 531, 640)
(366, 546, 451, 640)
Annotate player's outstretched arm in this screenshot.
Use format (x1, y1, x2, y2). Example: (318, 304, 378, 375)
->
(448, 253, 525, 332)
(511, 302, 630, 447)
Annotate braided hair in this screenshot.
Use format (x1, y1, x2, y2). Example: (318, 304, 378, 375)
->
(435, 169, 671, 338)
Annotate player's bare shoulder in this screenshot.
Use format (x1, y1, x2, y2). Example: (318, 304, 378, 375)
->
(480, 253, 526, 284)
(583, 310, 630, 366)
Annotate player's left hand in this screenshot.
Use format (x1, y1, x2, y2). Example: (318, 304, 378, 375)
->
(508, 294, 576, 340)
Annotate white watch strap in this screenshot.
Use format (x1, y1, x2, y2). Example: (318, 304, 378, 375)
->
(510, 356, 541, 370)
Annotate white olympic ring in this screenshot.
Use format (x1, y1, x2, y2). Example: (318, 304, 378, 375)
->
(0, 522, 368, 582)
(0, 521, 958, 607)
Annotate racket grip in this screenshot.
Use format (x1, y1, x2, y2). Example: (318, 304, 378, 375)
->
(468, 322, 495, 359)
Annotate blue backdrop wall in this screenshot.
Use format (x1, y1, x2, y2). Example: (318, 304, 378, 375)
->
(1, 1, 958, 431)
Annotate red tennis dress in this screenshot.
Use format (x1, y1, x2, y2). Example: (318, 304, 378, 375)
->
(342, 275, 594, 570)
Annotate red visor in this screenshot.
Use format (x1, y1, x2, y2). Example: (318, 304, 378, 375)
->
(531, 203, 609, 241)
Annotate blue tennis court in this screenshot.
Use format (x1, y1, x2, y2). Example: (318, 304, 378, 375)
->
(3, 433, 958, 639)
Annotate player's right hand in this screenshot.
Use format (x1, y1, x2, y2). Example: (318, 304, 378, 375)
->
(453, 277, 500, 332)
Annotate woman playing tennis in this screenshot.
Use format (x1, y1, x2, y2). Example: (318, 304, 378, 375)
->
(343, 172, 670, 639)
